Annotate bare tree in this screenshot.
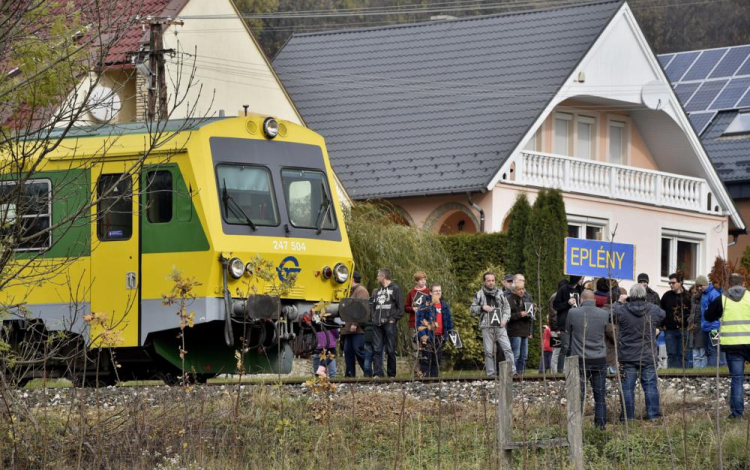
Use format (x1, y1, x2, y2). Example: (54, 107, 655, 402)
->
(0, 0, 209, 388)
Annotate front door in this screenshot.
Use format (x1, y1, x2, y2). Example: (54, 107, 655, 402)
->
(90, 163, 140, 348)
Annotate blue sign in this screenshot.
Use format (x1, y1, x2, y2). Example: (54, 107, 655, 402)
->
(277, 256, 301, 282)
(565, 238, 635, 280)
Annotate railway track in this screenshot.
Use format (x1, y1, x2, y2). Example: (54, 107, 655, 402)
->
(206, 370, 733, 386)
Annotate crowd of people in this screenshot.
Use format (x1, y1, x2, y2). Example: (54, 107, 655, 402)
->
(311, 268, 750, 426)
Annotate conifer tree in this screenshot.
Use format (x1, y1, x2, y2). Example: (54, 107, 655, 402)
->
(505, 193, 532, 275)
(523, 189, 567, 310)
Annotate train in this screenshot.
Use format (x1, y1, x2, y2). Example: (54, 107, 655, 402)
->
(0, 116, 356, 385)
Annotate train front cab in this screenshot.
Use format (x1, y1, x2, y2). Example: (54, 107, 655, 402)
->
(137, 116, 355, 378)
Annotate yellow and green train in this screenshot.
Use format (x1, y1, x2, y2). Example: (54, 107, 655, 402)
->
(0, 116, 354, 385)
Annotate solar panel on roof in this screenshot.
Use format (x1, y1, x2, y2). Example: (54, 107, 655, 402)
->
(709, 45, 750, 78)
(658, 54, 674, 68)
(688, 111, 717, 136)
(682, 49, 727, 81)
(710, 77, 750, 110)
(737, 55, 750, 77)
(737, 88, 750, 108)
(685, 79, 728, 112)
(666, 52, 701, 82)
(675, 82, 700, 105)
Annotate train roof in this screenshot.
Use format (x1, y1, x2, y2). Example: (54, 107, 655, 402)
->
(47, 117, 231, 140)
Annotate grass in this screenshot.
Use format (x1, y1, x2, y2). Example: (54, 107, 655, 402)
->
(4, 372, 750, 470)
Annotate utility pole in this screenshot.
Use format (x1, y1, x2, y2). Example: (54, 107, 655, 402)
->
(140, 17, 183, 121)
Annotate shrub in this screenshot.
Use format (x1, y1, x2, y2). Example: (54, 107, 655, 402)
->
(439, 231, 508, 302)
(345, 202, 459, 357)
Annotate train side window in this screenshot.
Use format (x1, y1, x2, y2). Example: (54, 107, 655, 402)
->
(97, 174, 132, 241)
(145, 170, 173, 223)
(0, 179, 52, 251)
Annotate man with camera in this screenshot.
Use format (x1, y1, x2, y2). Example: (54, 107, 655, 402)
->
(471, 271, 516, 376)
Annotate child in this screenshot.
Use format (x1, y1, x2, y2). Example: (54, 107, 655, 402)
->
(313, 328, 339, 377)
(538, 316, 553, 373)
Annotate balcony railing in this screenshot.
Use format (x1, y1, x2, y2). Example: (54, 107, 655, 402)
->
(508, 151, 712, 213)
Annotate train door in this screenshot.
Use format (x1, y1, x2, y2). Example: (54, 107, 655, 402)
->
(90, 163, 140, 348)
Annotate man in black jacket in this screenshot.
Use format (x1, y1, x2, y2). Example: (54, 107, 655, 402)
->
(552, 275, 584, 372)
(370, 267, 404, 378)
(615, 284, 666, 421)
(637, 273, 661, 307)
(660, 272, 691, 369)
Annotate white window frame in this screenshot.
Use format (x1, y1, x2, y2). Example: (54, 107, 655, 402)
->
(567, 215, 608, 241)
(660, 228, 704, 283)
(0, 179, 53, 252)
(574, 115, 597, 160)
(554, 112, 573, 156)
(607, 119, 628, 165)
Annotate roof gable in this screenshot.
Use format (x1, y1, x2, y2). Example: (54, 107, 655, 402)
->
(273, 1, 623, 200)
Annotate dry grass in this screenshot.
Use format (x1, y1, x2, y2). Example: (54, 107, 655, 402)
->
(1, 377, 749, 470)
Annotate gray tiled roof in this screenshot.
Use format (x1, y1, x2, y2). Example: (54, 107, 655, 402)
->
(273, 1, 623, 200)
(701, 110, 750, 183)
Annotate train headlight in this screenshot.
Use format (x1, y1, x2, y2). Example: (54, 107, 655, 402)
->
(333, 263, 349, 284)
(263, 117, 279, 139)
(228, 257, 244, 279)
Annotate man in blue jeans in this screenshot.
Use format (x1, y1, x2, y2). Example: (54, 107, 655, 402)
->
(614, 283, 666, 420)
(562, 289, 610, 429)
(698, 274, 726, 367)
(660, 272, 691, 368)
(705, 273, 750, 418)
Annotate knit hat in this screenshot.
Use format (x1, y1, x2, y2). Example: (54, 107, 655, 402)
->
(637, 273, 649, 283)
(353, 271, 362, 283)
(695, 275, 709, 287)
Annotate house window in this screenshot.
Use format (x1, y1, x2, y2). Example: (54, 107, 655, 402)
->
(661, 229, 703, 281)
(608, 120, 626, 164)
(576, 116, 595, 160)
(0, 180, 52, 251)
(554, 113, 572, 156)
(567, 215, 606, 240)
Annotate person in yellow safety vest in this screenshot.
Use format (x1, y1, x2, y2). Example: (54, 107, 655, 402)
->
(705, 273, 750, 419)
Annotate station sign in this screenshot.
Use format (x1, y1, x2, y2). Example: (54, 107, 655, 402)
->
(564, 238, 635, 280)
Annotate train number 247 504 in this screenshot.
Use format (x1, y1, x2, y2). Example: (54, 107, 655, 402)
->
(272, 240, 307, 251)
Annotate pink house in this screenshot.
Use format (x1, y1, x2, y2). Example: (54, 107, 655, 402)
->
(273, 1, 744, 292)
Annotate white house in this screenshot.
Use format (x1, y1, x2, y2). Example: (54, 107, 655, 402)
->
(273, 0, 745, 291)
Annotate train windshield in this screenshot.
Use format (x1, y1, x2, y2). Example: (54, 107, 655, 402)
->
(281, 169, 336, 231)
(216, 164, 279, 226)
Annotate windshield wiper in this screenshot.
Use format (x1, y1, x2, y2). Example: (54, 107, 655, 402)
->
(314, 182, 331, 235)
(221, 179, 257, 231)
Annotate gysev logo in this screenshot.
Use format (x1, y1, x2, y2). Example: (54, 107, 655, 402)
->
(277, 256, 301, 282)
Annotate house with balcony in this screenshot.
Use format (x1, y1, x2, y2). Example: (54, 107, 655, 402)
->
(272, 0, 745, 290)
(658, 45, 750, 263)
